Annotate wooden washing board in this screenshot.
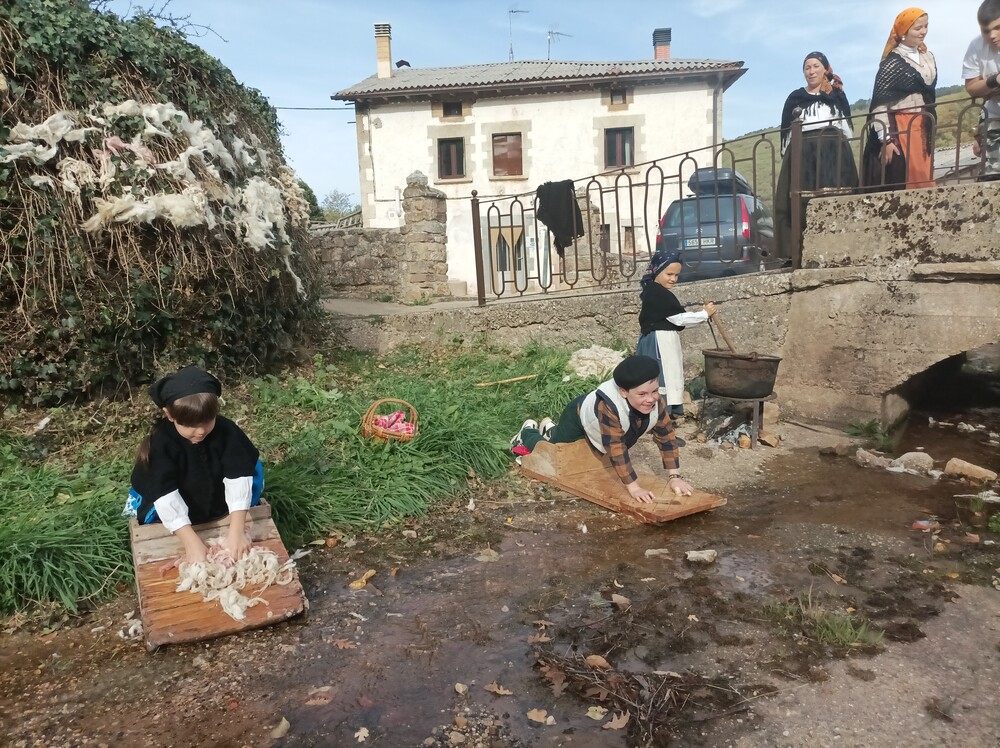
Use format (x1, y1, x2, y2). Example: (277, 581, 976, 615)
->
(520, 440, 726, 524)
(129, 501, 307, 651)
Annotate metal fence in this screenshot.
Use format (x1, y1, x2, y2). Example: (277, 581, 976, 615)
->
(470, 97, 990, 306)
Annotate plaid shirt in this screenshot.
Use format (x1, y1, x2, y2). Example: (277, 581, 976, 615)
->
(586, 394, 679, 484)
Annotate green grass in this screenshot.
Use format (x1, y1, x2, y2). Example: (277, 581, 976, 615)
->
(0, 344, 599, 615)
(762, 591, 884, 649)
(989, 513, 1000, 534)
(845, 419, 894, 452)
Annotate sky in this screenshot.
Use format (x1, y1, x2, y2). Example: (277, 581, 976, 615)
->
(105, 0, 984, 204)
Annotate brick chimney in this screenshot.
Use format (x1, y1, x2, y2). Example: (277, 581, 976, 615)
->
(653, 28, 671, 60)
(375, 23, 392, 79)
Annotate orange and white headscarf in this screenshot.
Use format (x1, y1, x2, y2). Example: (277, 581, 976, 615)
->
(882, 7, 928, 59)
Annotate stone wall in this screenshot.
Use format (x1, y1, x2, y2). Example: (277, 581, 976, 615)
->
(312, 172, 450, 303)
(328, 271, 793, 386)
(326, 180, 1000, 428)
(802, 182, 1000, 267)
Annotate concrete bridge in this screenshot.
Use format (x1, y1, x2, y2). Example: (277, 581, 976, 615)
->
(325, 180, 1000, 427)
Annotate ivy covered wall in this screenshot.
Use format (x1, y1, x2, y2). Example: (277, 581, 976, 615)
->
(0, 0, 321, 404)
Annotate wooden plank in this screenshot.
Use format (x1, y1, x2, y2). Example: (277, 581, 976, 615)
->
(520, 439, 726, 524)
(129, 502, 306, 651)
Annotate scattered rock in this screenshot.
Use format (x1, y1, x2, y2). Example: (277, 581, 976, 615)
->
(695, 431, 708, 443)
(720, 442, 735, 451)
(762, 401, 780, 425)
(737, 434, 752, 449)
(758, 430, 780, 447)
(944, 458, 997, 483)
(684, 550, 718, 564)
(819, 444, 851, 457)
(855, 448, 893, 469)
(448, 730, 466, 745)
(644, 548, 672, 558)
(891, 451, 934, 474)
(957, 422, 976, 433)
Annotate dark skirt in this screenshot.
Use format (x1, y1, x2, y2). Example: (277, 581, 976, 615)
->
(775, 127, 860, 257)
(860, 127, 907, 190)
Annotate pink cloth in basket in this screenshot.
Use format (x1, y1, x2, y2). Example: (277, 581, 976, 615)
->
(373, 410, 415, 435)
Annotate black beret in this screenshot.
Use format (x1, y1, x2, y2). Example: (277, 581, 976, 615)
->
(612, 355, 660, 390)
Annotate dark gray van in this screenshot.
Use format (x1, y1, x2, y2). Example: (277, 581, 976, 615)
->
(654, 168, 779, 282)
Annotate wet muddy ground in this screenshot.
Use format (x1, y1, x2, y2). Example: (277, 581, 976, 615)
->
(2, 409, 999, 748)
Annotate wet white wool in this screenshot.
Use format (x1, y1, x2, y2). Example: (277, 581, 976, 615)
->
(567, 345, 626, 379)
(176, 540, 295, 620)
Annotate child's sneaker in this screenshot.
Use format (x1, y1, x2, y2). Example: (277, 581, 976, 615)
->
(510, 418, 538, 451)
(538, 417, 556, 439)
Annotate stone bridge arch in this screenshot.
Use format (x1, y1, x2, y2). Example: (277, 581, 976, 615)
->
(777, 181, 1000, 427)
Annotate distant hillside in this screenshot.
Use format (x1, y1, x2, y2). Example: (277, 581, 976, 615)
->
(723, 84, 976, 206)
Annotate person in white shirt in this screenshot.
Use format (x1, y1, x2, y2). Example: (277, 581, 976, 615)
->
(963, 0, 1000, 180)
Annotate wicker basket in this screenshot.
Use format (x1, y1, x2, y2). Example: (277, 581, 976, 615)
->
(361, 398, 419, 443)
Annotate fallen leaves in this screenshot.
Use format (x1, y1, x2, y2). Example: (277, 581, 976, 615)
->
(485, 681, 513, 696)
(332, 639, 357, 650)
(611, 593, 631, 610)
(354, 726, 369, 742)
(539, 663, 567, 697)
(526, 708, 555, 725)
(585, 705, 608, 720)
(305, 686, 335, 706)
(585, 654, 611, 670)
(348, 570, 376, 589)
(454, 682, 468, 695)
(603, 711, 630, 730)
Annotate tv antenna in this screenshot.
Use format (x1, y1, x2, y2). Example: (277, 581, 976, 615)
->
(508, 8, 529, 61)
(546, 28, 573, 60)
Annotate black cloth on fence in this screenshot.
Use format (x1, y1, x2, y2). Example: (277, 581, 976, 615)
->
(535, 180, 584, 258)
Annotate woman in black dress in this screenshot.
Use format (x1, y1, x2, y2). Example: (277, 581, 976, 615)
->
(774, 51, 859, 257)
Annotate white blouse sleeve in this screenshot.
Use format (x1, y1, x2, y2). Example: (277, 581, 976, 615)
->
(667, 310, 710, 326)
(223, 476, 254, 513)
(153, 490, 191, 533)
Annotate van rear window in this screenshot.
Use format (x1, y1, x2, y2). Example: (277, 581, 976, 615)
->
(664, 198, 738, 229)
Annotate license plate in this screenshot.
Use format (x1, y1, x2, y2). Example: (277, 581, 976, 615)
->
(684, 237, 718, 248)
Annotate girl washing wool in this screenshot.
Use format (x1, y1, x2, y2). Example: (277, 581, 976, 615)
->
(635, 251, 716, 425)
(125, 366, 263, 564)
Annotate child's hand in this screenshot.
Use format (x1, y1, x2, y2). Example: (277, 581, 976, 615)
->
(627, 481, 655, 504)
(703, 302, 718, 317)
(177, 527, 209, 564)
(223, 527, 252, 561)
(668, 476, 694, 496)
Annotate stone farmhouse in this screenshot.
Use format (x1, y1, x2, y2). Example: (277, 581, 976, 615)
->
(333, 24, 746, 298)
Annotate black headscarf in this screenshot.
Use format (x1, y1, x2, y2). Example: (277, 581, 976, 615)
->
(149, 367, 222, 408)
(639, 249, 682, 289)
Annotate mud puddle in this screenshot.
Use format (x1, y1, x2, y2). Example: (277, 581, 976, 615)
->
(2, 434, 999, 747)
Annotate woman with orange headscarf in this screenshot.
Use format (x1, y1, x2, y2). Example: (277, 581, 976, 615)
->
(862, 8, 937, 189)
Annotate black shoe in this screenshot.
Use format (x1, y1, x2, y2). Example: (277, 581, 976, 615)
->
(674, 436, 687, 447)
